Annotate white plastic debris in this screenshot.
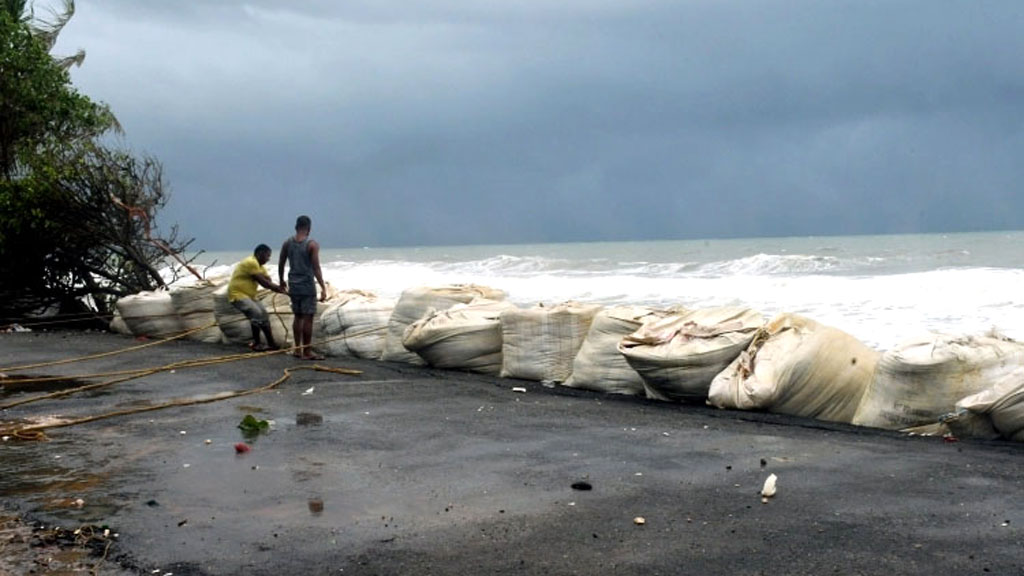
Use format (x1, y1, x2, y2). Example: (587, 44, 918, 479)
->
(179, 430, 187, 435)
(511, 387, 527, 393)
(633, 516, 646, 525)
(302, 386, 315, 396)
(761, 473, 778, 498)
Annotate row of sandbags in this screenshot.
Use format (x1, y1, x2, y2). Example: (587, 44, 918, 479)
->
(111, 281, 1024, 442)
(112, 279, 337, 346)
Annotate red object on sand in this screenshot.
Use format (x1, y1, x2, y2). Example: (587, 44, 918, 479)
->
(234, 442, 251, 453)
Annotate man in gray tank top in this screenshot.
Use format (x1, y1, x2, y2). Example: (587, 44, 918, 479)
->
(278, 215, 327, 360)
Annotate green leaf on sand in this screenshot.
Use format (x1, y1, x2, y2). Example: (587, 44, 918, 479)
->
(238, 414, 270, 437)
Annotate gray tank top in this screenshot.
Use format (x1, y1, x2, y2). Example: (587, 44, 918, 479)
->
(285, 236, 315, 294)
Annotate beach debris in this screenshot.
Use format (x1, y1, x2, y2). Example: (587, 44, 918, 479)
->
(179, 430, 187, 435)
(761, 473, 778, 503)
(2, 436, 9, 442)
(238, 414, 269, 437)
(511, 387, 527, 393)
(204, 439, 212, 445)
(74, 498, 85, 508)
(301, 386, 315, 396)
(571, 481, 593, 491)
(296, 412, 323, 426)
(234, 442, 251, 454)
(308, 498, 324, 514)
(633, 516, 646, 525)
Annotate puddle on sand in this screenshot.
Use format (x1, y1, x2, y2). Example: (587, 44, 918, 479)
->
(0, 374, 91, 395)
(296, 412, 323, 426)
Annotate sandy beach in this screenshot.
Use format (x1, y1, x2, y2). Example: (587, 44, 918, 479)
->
(0, 330, 1022, 575)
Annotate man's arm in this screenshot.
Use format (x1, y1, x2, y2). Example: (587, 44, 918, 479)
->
(278, 240, 289, 289)
(309, 240, 327, 301)
(253, 271, 285, 294)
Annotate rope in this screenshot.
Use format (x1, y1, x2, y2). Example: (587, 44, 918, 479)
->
(0, 325, 386, 411)
(0, 321, 220, 372)
(1, 363, 362, 440)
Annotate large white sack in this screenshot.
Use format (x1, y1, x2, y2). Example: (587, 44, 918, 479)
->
(852, 333, 1024, 430)
(708, 314, 880, 423)
(115, 290, 184, 338)
(382, 285, 506, 365)
(946, 366, 1024, 442)
(169, 279, 227, 344)
(108, 309, 131, 335)
(315, 291, 394, 359)
(213, 284, 253, 344)
(618, 307, 764, 403)
(213, 286, 290, 346)
(499, 301, 603, 383)
(260, 290, 338, 349)
(403, 298, 517, 374)
(562, 306, 678, 395)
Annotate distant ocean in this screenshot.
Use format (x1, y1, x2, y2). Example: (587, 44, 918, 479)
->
(194, 231, 1024, 350)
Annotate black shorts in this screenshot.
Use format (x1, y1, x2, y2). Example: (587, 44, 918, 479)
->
(290, 293, 317, 315)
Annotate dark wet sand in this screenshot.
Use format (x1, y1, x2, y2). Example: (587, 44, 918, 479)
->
(1, 330, 1022, 575)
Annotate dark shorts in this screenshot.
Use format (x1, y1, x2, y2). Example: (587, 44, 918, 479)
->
(231, 298, 269, 327)
(290, 293, 317, 316)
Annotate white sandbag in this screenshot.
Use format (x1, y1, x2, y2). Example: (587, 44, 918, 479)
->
(213, 284, 252, 344)
(115, 290, 184, 338)
(382, 285, 506, 365)
(314, 291, 394, 359)
(708, 313, 880, 423)
(215, 284, 339, 348)
(169, 279, 227, 344)
(562, 306, 678, 395)
(108, 309, 131, 335)
(259, 291, 336, 348)
(948, 367, 1024, 441)
(499, 301, 602, 383)
(403, 298, 517, 374)
(852, 333, 1024, 430)
(618, 307, 764, 402)
(213, 286, 290, 346)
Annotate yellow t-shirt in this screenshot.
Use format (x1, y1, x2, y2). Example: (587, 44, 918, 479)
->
(228, 255, 266, 302)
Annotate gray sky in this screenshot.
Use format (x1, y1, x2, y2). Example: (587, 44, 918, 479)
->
(54, 1, 1024, 250)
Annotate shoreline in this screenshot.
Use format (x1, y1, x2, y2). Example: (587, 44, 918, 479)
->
(1, 330, 1022, 575)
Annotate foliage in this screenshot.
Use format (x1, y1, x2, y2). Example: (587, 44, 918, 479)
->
(0, 6, 196, 324)
(0, 143, 200, 317)
(238, 414, 270, 439)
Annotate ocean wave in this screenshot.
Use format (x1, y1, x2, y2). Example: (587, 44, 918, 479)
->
(697, 253, 843, 276)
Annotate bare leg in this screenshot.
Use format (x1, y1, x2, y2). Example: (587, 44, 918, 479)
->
(292, 315, 303, 357)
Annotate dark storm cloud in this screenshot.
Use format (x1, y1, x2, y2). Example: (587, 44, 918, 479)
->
(53, 1, 1024, 249)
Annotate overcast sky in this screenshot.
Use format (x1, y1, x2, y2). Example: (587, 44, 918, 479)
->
(52, 1, 1024, 250)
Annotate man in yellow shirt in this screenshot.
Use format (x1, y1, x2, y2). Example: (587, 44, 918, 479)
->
(228, 244, 287, 351)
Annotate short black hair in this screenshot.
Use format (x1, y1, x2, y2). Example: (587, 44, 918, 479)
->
(253, 244, 272, 257)
(295, 215, 311, 231)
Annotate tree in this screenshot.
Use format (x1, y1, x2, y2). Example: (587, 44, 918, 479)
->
(0, 7, 198, 325)
(2, 0, 84, 68)
(0, 9, 112, 180)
